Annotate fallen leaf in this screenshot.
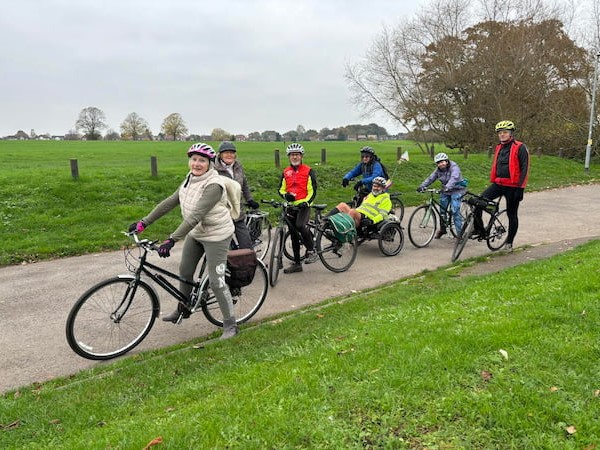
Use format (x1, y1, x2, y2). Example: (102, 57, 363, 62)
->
(594, 389, 600, 398)
(582, 444, 596, 450)
(499, 349, 508, 360)
(143, 436, 163, 449)
(316, 313, 324, 319)
(550, 386, 559, 392)
(1, 420, 21, 430)
(49, 419, 61, 425)
(480, 370, 493, 381)
(565, 425, 577, 435)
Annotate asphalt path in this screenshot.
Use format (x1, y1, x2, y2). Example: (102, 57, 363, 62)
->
(1, 184, 598, 393)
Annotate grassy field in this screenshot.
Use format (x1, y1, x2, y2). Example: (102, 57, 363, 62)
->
(1, 239, 599, 448)
(0, 140, 598, 266)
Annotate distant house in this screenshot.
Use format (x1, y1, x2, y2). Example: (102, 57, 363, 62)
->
(5, 130, 30, 140)
(235, 134, 247, 142)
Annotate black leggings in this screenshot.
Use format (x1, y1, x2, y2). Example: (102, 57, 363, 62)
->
(475, 183, 524, 245)
(286, 206, 314, 262)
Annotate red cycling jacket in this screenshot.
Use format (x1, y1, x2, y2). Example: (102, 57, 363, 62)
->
(490, 140, 529, 188)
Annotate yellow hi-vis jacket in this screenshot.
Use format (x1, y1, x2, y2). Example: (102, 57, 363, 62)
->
(356, 192, 392, 224)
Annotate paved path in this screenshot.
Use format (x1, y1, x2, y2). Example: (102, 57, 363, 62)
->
(1, 184, 598, 393)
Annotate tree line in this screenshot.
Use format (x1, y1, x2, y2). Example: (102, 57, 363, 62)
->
(64, 108, 393, 142)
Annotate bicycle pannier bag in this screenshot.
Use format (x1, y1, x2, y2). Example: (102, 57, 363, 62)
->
(328, 212, 357, 243)
(226, 248, 258, 288)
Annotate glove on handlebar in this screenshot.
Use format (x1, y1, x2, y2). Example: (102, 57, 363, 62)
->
(158, 238, 175, 258)
(247, 199, 260, 210)
(129, 220, 146, 233)
(342, 178, 349, 187)
(284, 193, 296, 202)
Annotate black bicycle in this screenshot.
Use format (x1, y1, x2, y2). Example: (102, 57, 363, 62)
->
(408, 189, 469, 248)
(451, 192, 509, 262)
(66, 232, 268, 360)
(264, 199, 358, 286)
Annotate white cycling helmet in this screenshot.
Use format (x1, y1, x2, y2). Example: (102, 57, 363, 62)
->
(372, 176, 387, 186)
(434, 152, 449, 163)
(286, 143, 304, 155)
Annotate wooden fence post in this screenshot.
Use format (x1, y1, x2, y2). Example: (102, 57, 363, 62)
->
(150, 156, 158, 177)
(396, 146, 402, 161)
(274, 148, 280, 168)
(537, 147, 542, 158)
(321, 148, 326, 164)
(487, 146, 493, 158)
(558, 147, 563, 158)
(463, 145, 469, 159)
(70, 159, 79, 179)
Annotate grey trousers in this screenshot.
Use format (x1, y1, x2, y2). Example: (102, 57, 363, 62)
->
(179, 234, 235, 321)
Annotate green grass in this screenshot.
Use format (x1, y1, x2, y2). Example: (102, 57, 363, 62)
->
(1, 240, 599, 448)
(0, 140, 598, 266)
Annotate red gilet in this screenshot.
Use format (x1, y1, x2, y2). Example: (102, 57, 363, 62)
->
(490, 140, 528, 188)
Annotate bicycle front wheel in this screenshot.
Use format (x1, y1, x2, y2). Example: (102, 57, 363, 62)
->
(378, 221, 404, 256)
(487, 209, 509, 251)
(201, 259, 268, 327)
(316, 222, 358, 273)
(408, 205, 437, 248)
(269, 227, 284, 287)
(65, 277, 159, 360)
(448, 201, 470, 238)
(451, 213, 475, 262)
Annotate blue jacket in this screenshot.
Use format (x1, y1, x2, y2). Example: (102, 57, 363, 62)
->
(343, 161, 385, 190)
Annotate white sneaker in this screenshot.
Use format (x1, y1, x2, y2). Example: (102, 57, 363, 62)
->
(304, 251, 318, 264)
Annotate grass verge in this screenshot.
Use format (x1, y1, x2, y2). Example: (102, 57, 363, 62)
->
(1, 240, 599, 449)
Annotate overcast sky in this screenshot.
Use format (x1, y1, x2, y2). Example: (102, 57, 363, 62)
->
(0, 0, 429, 138)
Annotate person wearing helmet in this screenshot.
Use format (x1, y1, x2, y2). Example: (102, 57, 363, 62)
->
(474, 120, 529, 251)
(214, 141, 259, 250)
(341, 146, 387, 205)
(327, 176, 392, 230)
(417, 152, 467, 238)
(128, 143, 240, 339)
(278, 143, 318, 273)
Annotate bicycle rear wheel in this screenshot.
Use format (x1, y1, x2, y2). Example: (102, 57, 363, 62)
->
(486, 209, 509, 251)
(378, 221, 404, 256)
(391, 197, 405, 223)
(316, 222, 358, 272)
(200, 259, 268, 327)
(408, 205, 437, 248)
(451, 213, 475, 262)
(269, 227, 284, 287)
(248, 213, 272, 261)
(65, 277, 159, 360)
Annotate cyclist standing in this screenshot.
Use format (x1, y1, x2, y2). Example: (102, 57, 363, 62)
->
(417, 152, 467, 238)
(214, 141, 260, 249)
(341, 146, 386, 205)
(128, 143, 240, 339)
(278, 143, 318, 273)
(475, 120, 529, 251)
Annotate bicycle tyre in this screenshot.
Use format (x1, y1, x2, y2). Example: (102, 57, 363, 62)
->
(448, 201, 470, 238)
(392, 197, 405, 223)
(378, 221, 404, 256)
(269, 227, 284, 287)
(200, 259, 268, 327)
(486, 209, 509, 251)
(408, 205, 437, 248)
(251, 215, 272, 261)
(65, 276, 159, 360)
(451, 213, 475, 262)
(282, 229, 299, 262)
(316, 222, 358, 273)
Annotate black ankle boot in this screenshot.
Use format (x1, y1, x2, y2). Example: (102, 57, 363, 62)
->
(162, 303, 191, 323)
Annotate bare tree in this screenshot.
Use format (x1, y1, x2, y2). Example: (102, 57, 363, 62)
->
(160, 113, 188, 141)
(211, 128, 231, 141)
(120, 112, 150, 140)
(75, 106, 107, 140)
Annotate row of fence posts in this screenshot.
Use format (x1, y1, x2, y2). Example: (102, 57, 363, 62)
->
(67, 145, 572, 179)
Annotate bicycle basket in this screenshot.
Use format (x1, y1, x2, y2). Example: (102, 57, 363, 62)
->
(328, 212, 357, 243)
(246, 210, 268, 241)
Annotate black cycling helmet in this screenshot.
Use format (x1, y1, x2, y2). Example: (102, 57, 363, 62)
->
(218, 141, 236, 153)
(360, 146, 375, 156)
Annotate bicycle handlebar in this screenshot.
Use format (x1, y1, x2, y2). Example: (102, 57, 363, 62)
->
(123, 231, 159, 252)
